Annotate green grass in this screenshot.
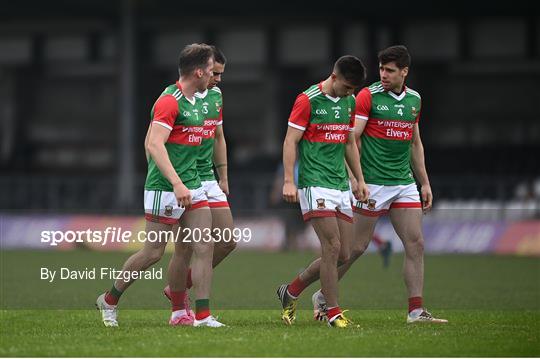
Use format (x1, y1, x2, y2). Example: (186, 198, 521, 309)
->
(1, 250, 539, 356)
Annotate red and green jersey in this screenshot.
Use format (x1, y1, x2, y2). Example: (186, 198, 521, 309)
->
(195, 86, 223, 181)
(288, 83, 355, 191)
(356, 81, 422, 185)
(144, 81, 205, 191)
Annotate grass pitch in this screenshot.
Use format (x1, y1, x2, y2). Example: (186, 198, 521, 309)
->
(1, 250, 539, 356)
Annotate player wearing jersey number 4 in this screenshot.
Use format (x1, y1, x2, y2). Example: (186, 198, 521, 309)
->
(96, 44, 224, 328)
(312, 45, 447, 324)
(163, 47, 234, 326)
(277, 56, 369, 328)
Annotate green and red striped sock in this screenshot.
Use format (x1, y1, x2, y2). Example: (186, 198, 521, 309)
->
(195, 299, 210, 320)
(104, 285, 122, 305)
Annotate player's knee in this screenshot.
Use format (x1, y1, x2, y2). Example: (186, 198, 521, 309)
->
(193, 241, 214, 256)
(406, 235, 424, 252)
(323, 238, 341, 260)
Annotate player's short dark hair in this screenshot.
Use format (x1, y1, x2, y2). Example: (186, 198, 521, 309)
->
(211, 46, 227, 65)
(178, 43, 214, 76)
(334, 55, 367, 87)
(378, 45, 411, 69)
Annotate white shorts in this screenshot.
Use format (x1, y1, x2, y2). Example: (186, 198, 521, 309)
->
(201, 180, 229, 208)
(299, 186, 353, 223)
(350, 183, 421, 217)
(144, 186, 208, 225)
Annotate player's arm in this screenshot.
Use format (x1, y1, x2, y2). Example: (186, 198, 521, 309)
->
(345, 131, 368, 202)
(144, 124, 152, 162)
(411, 123, 432, 212)
(283, 93, 310, 203)
(213, 124, 229, 195)
(146, 95, 192, 208)
(346, 119, 368, 195)
(282, 127, 302, 203)
(346, 92, 370, 202)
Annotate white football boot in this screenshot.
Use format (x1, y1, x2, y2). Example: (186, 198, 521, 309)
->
(193, 315, 226, 327)
(407, 308, 448, 323)
(312, 289, 328, 321)
(95, 293, 118, 327)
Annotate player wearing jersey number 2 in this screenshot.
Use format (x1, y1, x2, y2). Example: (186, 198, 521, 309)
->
(312, 45, 447, 324)
(277, 56, 369, 328)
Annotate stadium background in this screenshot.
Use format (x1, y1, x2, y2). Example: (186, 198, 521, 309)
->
(1, 1, 538, 252)
(0, 1, 538, 357)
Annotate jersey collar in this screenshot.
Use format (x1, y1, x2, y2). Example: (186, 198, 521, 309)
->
(318, 82, 341, 103)
(196, 89, 209, 99)
(175, 81, 196, 105)
(387, 85, 407, 101)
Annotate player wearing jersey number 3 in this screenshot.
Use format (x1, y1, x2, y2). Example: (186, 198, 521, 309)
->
(277, 56, 369, 328)
(311, 45, 447, 324)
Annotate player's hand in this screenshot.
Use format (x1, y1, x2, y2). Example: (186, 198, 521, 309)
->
(421, 184, 433, 213)
(173, 182, 192, 209)
(283, 182, 298, 203)
(218, 179, 229, 196)
(354, 181, 370, 203)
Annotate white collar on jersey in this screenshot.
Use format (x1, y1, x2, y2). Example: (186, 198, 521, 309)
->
(387, 87, 407, 101)
(195, 89, 209, 99)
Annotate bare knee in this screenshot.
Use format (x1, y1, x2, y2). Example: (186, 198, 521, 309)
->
(404, 235, 424, 254)
(322, 238, 341, 261)
(193, 242, 214, 257)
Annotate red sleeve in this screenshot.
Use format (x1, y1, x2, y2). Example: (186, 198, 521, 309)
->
(152, 95, 178, 130)
(354, 87, 371, 121)
(287, 93, 311, 131)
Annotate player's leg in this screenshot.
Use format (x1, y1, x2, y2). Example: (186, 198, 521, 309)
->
(312, 213, 379, 320)
(166, 224, 194, 325)
(389, 185, 447, 323)
(312, 185, 389, 320)
(164, 180, 235, 316)
(180, 204, 224, 327)
(389, 207, 424, 299)
(210, 206, 236, 267)
(96, 219, 169, 327)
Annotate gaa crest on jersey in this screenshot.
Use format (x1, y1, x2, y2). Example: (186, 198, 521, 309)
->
(164, 205, 173, 216)
(216, 103, 221, 112)
(412, 106, 417, 116)
(316, 198, 326, 209)
(367, 199, 377, 210)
